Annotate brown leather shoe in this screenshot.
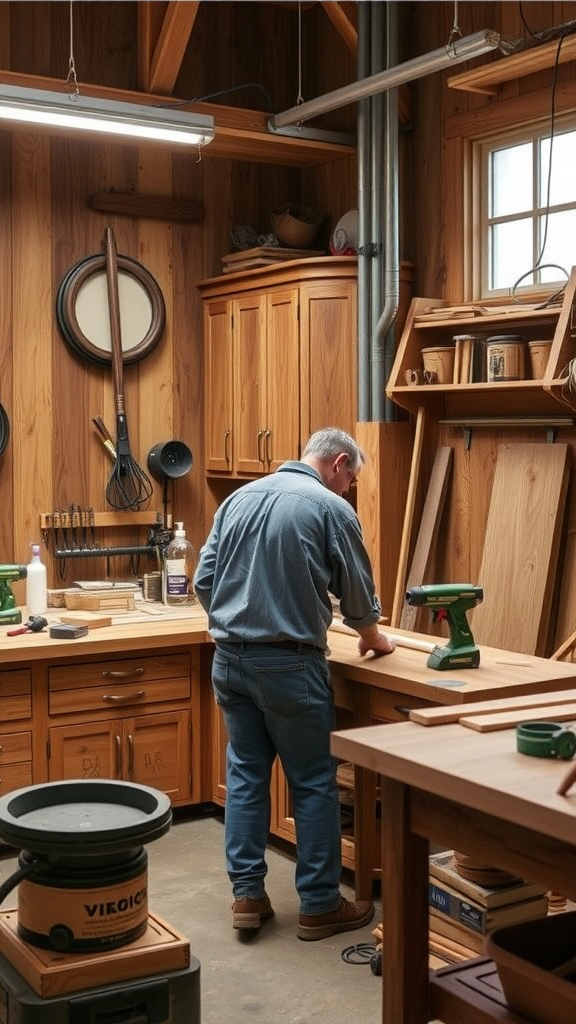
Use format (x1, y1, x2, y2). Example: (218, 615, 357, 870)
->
(232, 894, 274, 930)
(297, 897, 375, 941)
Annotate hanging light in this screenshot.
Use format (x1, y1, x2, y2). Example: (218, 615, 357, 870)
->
(0, 83, 214, 147)
(270, 29, 503, 131)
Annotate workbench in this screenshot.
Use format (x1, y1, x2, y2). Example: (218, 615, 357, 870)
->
(3, 609, 576, 900)
(331, 713, 576, 1024)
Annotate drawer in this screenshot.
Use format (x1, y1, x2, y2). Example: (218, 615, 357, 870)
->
(49, 676, 191, 716)
(370, 688, 436, 723)
(0, 761, 33, 796)
(0, 731, 32, 766)
(49, 653, 191, 691)
(0, 670, 32, 723)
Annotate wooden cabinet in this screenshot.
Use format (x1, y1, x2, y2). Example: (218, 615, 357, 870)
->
(0, 669, 33, 795)
(46, 649, 199, 805)
(198, 258, 358, 476)
(387, 265, 576, 420)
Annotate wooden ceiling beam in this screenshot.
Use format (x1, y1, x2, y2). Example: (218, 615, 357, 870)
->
(319, 1, 357, 55)
(137, 1, 201, 95)
(0, 70, 355, 167)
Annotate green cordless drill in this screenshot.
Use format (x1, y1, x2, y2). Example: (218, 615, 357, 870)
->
(406, 583, 484, 670)
(0, 564, 27, 625)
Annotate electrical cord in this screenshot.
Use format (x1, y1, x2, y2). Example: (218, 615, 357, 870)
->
(340, 942, 377, 964)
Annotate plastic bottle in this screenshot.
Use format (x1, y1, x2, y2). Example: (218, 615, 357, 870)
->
(26, 543, 47, 616)
(164, 523, 196, 606)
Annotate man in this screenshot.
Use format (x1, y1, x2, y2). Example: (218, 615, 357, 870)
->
(194, 427, 395, 941)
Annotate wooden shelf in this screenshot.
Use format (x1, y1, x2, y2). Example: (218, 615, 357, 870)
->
(448, 33, 576, 95)
(386, 268, 576, 420)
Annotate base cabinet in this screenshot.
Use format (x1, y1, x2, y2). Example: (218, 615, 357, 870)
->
(45, 647, 201, 806)
(0, 669, 33, 796)
(48, 711, 192, 803)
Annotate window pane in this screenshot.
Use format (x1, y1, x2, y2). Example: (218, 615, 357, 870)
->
(491, 143, 532, 217)
(491, 218, 533, 290)
(538, 210, 576, 281)
(539, 131, 576, 206)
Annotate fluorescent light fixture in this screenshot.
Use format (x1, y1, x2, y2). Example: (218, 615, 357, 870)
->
(0, 84, 214, 146)
(270, 29, 502, 130)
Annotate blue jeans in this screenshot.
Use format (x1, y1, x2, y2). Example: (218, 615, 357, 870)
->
(212, 641, 342, 914)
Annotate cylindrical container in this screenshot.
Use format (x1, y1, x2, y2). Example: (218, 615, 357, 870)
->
(528, 340, 553, 379)
(17, 847, 149, 952)
(486, 335, 526, 382)
(142, 571, 162, 602)
(421, 346, 455, 384)
(25, 543, 47, 616)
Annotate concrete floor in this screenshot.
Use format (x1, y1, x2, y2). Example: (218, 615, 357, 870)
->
(0, 806, 386, 1024)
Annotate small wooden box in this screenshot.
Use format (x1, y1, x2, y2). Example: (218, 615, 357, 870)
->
(64, 591, 135, 612)
(0, 909, 190, 998)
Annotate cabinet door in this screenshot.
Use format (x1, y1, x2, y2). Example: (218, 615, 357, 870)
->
(48, 720, 120, 781)
(205, 299, 234, 472)
(234, 293, 267, 474)
(266, 289, 299, 471)
(299, 280, 357, 440)
(126, 710, 191, 804)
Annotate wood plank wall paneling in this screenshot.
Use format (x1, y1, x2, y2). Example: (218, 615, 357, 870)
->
(0, 133, 14, 563)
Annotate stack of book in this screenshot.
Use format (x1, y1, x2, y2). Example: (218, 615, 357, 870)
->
(429, 850, 549, 962)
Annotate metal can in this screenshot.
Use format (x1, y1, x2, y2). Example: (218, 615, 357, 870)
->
(486, 335, 526, 382)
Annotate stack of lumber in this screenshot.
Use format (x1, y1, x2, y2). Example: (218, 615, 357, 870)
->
(428, 850, 549, 960)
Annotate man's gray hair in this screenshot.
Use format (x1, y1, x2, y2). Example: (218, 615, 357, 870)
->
(303, 428, 366, 471)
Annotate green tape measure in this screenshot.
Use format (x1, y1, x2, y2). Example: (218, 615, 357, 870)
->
(516, 721, 576, 760)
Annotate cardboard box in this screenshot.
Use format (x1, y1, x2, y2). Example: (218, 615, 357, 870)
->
(0, 909, 190, 997)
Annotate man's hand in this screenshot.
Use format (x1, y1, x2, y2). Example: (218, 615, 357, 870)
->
(358, 631, 396, 658)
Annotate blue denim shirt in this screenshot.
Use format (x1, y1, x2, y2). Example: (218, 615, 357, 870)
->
(193, 461, 381, 648)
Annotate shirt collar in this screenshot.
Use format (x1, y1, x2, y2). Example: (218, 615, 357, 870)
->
(277, 461, 323, 484)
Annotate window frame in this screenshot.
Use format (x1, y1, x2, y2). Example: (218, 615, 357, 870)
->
(469, 111, 576, 300)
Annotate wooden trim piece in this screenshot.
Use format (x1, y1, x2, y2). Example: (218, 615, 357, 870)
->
(445, 80, 576, 141)
(147, 2, 200, 95)
(88, 192, 204, 223)
(319, 1, 357, 55)
(409, 687, 576, 726)
(390, 407, 426, 628)
(461, 702, 576, 732)
(400, 447, 453, 631)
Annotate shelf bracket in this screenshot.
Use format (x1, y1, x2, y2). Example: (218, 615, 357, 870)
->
(439, 417, 574, 451)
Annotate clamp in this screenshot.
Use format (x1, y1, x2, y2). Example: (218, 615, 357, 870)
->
(516, 721, 576, 760)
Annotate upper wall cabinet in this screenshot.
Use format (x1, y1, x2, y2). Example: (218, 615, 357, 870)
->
(386, 266, 576, 423)
(198, 258, 358, 476)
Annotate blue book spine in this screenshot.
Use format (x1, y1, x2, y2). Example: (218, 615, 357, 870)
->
(428, 882, 486, 933)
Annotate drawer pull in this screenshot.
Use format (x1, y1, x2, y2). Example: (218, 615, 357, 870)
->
(102, 690, 145, 703)
(115, 734, 121, 775)
(394, 705, 412, 717)
(101, 668, 145, 679)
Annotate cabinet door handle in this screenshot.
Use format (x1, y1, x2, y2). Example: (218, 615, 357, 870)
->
(265, 429, 272, 465)
(257, 429, 265, 463)
(101, 668, 145, 679)
(102, 690, 145, 703)
(224, 428, 231, 465)
(127, 734, 134, 779)
(115, 734, 122, 775)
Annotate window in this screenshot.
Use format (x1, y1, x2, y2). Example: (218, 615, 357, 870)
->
(473, 117, 576, 298)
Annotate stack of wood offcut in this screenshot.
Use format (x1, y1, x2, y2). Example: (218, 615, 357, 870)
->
(428, 850, 550, 963)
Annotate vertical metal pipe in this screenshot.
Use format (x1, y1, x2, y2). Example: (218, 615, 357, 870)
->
(357, 1, 372, 422)
(369, 2, 385, 421)
(373, 1, 400, 422)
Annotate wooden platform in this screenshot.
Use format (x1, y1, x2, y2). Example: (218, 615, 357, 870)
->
(0, 909, 190, 997)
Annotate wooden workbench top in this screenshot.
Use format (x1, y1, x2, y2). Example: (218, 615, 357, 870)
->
(0, 604, 210, 662)
(326, 626, 576, 704)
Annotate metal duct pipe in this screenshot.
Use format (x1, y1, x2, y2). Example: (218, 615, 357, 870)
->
(375, 2, 400, 422)
(357, 1, 372, 421)
(270, 29, 501, 129)
(369, 1, 386, 421)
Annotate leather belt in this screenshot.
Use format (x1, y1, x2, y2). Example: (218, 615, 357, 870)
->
(516, 721, 576, 760)
(221, 639, 324, 654)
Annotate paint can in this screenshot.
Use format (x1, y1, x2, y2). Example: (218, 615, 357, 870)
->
(486, 335, 526, 382)
(421, 346, 455, 384)
(528, 340, 553, 379)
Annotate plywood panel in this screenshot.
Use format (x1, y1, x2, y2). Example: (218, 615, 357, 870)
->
(470, 443, 570, 656)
